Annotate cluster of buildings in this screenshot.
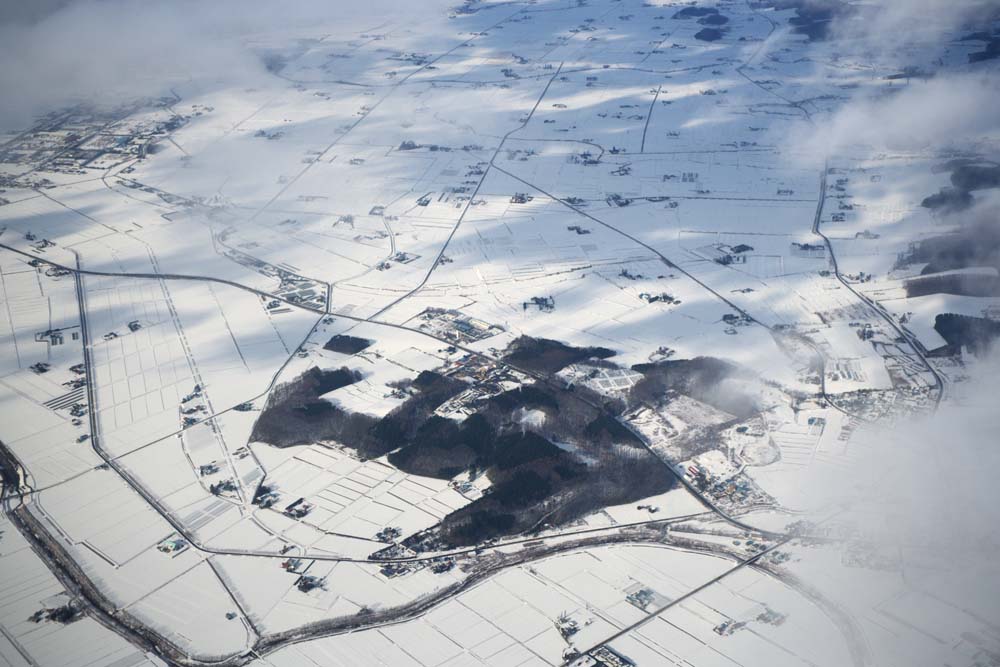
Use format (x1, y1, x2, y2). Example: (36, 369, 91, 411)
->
(433, 357, 526, 421)
(686, 460, 772, 511)
(589, 646, 637, 667)
(218, 242, 327, 311)
(283, 497, 314, 519)
(180, 384, 206, 427)
(0, 102, 186, 181)
(416, 308, 504, 345)
(156, 535, 189, 557)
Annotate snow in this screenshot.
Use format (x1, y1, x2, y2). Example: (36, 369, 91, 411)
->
(0, 0, 995, 663)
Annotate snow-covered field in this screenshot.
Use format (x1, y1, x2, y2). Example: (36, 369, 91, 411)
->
(1, 0, 998, 664)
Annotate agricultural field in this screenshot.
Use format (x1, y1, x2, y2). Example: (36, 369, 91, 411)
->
(1, 0, 998, 665)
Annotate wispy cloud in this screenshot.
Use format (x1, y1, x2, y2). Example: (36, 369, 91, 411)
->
(0, 0, 450, 130)
(796, 72, 1000, 155)
(849, 352, 1000, 549)
(783, 0, 1000, 157)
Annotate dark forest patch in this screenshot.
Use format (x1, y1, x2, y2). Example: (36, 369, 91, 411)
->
(970, 39, 1000, 63)
(323, 334, 373, 355)
(250, 368, 464, 457)
(254, 352, 668, 549)
(422, 448, 670, 547)
(921, 187, 974, 214)
(631, 357, 758, 418)
(951, 164, 1000, 191)
(899, 222, 1000, 297)
(503, 336, 615, 374)
(395, 395, 665, 547)
(386, 379, 638, 482)
(493, 431, 564, 470)
(311, 367, 363, 394)
(253, 341, 757, 549)
(910, 159, 1000, 297)
(397, 357, 764, 548)
(962, 31, 993, 42)
(906, 272, 1000, 298)
(673, 7, 719, 19)
(753, 0, 850, 41)
(584, 414, 637, 444)
(250, 366, 375, 451)
(365, 371, 468, 456)
(923, 162, 1000, 214)
(29, 603, 82, 625)
(387, 416, 481, 479)
(934, 314, 1000, 356)
(699, 13, 729, 25)
(695, 27, 726, 41)
(917, 225, 1000, 275)
(488, 384, 560, 413)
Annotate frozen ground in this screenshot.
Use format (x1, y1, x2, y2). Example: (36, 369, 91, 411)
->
(1, 0, 998, 665)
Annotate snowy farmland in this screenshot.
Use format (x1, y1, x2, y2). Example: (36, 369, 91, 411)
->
(1, 0, 998, 665)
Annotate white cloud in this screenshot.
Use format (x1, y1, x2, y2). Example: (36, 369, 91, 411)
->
(795, 72, 1000, 155)
(851, 353, 1000, 548)
(0, 0, 454, 130)
(777, 0, 1000, 160)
